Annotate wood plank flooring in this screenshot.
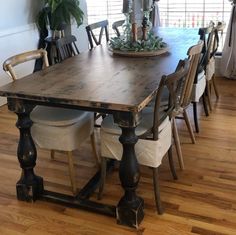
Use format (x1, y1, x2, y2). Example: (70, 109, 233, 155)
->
(0, 76, 236, 234)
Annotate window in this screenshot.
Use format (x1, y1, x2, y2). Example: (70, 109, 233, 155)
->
(86, 0, 124, 37)
(158, 0, 232, 51)
(158, 0, 231, 28)
(86, 0, 232, 50)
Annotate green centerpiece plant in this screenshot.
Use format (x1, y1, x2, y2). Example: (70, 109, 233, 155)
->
(109, 33, 167, 52)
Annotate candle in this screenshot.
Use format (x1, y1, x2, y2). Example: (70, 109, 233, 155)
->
(123, 0, 131, 13)
(142, 0, 151, 11)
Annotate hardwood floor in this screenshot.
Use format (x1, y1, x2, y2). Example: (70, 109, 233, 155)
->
(0, 76, 236, 235)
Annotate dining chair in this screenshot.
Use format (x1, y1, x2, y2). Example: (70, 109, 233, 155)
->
(191, 26, 213, 133)
(112, 20, 125, 37)
(56, 35, 80, 61)
(86, 20, 109, 124)
(86, 20, 109, 49)
(173, 40, 204, 169)
(98, 59, 190, 214)
(3, 49, 99, 195)
(204, 23, 225, 111)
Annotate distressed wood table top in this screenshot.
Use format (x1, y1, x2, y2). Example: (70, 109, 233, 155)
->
(0, 28, 199, 113)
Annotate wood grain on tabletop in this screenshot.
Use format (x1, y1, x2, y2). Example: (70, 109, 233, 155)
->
(0, 28, 198, 113)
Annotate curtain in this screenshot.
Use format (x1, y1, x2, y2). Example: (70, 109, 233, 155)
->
(221, 1, 236, 79)
(151, 1, 160, 27)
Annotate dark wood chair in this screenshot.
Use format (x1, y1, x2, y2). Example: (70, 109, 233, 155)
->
(56, 35, 80, 61)
(86, 20, 109, 49)
(173, 40, 203, 169)
(98, 59, 191, 214)
(191, 26, 213, 133)
(112, 20, 125, 37)
(204, 23, 225, 111)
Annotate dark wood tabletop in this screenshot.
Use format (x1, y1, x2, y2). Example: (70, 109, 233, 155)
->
(0, 28, 198, 113)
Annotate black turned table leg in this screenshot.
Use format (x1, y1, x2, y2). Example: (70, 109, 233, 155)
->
(8, 98, 44, 202)
(114, 112, 144, 228)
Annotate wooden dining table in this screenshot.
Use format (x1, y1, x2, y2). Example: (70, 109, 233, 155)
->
(0, 28, 199, 228)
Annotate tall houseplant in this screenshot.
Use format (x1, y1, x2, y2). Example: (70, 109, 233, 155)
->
(37, 0, 84, 38)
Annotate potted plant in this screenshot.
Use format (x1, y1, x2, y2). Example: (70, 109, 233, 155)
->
(37, 0, 84, 39)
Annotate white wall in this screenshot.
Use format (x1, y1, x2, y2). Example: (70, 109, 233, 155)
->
(0, 0, 40, 31)
(72, 0, 89, 52)
(0, 0, 88, 106)
(0, 0, 41, 105)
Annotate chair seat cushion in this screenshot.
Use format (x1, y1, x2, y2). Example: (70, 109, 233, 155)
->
(101, 110, 171, 168)
(31, 106, 94, 151)
(206, 57, 215, 81)
(191, 70, 206, 102)
(30, 106, 90, 126)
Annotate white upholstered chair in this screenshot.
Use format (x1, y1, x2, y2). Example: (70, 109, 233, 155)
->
(3, 49, 99, 195)
(191, 26, 213, 133)
(98, 59, 191, 214)
(204, 23, 225, 111)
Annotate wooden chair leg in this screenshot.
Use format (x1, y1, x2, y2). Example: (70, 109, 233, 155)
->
(168, 145, 178, 180)
(172, 118, 184, 170)
(152, 167, 163, 214)
(202, 92, 209, 117)
(192, 102, 199, 133)
(212, 75, 219, 99)
(50, 150, 55, 160)
(98, 157, 107, 200)
(67, 151, 77, 195)
(206, 81, 212, 111)
(183, 109, 196, 144)
(90, 132, 100, 168)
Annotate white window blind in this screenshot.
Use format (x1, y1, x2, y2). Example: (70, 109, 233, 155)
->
(158, 0, 231, 28)
(86, 0, 124, 37)
(158, 0, 231, 51)
(86, 0, 231, 50)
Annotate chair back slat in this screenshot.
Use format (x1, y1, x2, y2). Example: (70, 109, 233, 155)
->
(86, 20, 109, 49)
(3, 49, 49, 81)
(56, 35, 79, 61)
(198, 26, 214, 70)
(112, 20, 125, 37)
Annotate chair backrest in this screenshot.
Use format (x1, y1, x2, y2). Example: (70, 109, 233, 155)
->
(56, 35, 80, 61)
(198, 26, 214, 70)
(152, 59, 190, 140)
(180, 40, 204, 108)
(209, 22, 225, 59)
(112, 20, 125, 37)
(86, 20, 109, 49)
(3, 49, 49, 81)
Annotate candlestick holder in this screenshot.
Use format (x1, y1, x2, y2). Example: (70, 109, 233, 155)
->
(143, 10, 152, 34)
(122, 13, 132, 42)
(109, 0, 167, 57)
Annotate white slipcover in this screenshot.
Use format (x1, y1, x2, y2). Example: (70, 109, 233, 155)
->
(30, 106, 94, 151)
(206, 57, 215, 81)
(221, 3, 236, 79)
(101, 108, 172, 168)
(191, 70, 206, 102)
